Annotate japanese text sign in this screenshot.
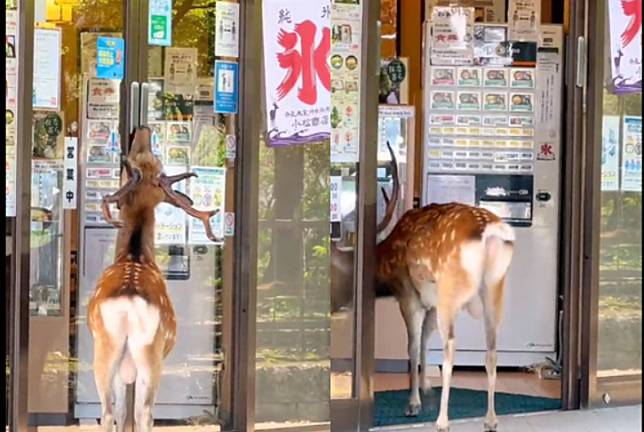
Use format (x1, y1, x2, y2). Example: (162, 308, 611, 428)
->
(262, 0, 332, 147)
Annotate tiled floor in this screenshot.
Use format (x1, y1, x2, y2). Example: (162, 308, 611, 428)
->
(378, 405, 642, 432)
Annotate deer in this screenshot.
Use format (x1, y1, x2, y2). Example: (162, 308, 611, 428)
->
(331, 142, 515, 432)
(87, 126, 219, 432)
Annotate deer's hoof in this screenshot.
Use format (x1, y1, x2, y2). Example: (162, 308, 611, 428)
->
(404, 403, 421, 417)
(484, 423, 497, 432)
(436, 427, 449, 432)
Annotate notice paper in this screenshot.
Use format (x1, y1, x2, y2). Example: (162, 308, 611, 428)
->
(426, 174, 476, 206)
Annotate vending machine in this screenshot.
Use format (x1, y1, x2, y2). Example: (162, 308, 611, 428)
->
(418, 23, 565, 366)
(74, 33, 224, 420)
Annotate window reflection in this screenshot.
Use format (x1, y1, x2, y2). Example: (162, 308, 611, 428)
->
(597, 90, 642, 377)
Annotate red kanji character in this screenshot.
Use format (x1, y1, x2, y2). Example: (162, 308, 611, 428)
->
(276, 20, 330, 105)
(620, 0, 641, 47)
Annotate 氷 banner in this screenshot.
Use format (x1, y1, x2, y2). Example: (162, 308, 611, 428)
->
(262, 0, 332, 147)
(607, 0, 642, 94)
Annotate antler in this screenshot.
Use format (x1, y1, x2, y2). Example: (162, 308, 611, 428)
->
(158, 172, 221, 241)
(101, 158, 142, 227)
(377, 141, 400, 233)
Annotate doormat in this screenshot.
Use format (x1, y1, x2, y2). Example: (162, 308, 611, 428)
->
(374, 387, 561, 427)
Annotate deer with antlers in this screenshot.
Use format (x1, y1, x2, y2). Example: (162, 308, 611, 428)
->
(332, 142, 514, 431)
(87, 127, 218, 432)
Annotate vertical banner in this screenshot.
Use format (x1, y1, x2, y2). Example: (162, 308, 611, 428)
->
(330, 1, 363, 163)
(149, 0, 172, 46)
(262, 0, 332, 147)
(63, 138, 78, 209)
(601, 116, 621, 191)
(621, 116, 642, 192)
(429, 6, 475, 66)
(508, 0, 541, 42)
(6, 6, 18, 216)
(607, 0, 642, 94)
(330, 175, 342, 222)
(215, 1, 240, 58)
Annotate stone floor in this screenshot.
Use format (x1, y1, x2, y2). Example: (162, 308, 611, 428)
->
(377, 405, 642, 432)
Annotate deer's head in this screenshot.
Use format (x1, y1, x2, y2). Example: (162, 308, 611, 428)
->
(330, 141, 400, 312)
(101, 126, 220, 241)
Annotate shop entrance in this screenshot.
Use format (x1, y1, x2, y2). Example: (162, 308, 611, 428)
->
(7, 0, 239, 429)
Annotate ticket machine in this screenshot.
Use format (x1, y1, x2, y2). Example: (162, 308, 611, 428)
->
(420, 24, 565, 366)
(372, 23, 564, 368)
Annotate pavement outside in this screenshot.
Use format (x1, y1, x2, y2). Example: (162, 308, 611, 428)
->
(374, 405, 641, 432)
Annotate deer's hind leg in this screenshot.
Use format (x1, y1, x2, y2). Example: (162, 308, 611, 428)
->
(93, 336, 126, 432)
(420, 307, 437, 394)
(399, 288, 426, 417)
(480, 276, 505, 432)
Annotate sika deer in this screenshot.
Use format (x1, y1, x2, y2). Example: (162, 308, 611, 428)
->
(331, 142, 515, 431)
(87, 127, 218, 432)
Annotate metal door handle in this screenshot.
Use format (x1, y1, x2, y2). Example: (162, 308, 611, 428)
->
(130, 81, 140, 133)
(140, 82, 150, 128)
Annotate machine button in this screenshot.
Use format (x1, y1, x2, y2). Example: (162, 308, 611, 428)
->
(536, 192, 551, 202)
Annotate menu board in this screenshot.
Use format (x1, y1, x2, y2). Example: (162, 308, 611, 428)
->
(425, 64, 536, 176)
(330, 1, 363, 163)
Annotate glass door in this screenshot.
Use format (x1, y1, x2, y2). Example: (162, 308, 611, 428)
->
(582, 0, 642, 408)
(10, 0, 238, 429)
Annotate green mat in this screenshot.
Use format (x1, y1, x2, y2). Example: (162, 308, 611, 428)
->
(374, 387, 561, 427)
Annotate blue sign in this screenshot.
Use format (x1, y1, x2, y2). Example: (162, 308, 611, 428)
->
(149, 0, 172, 46)
(214, 61, 239, 114)
(96, 37, 125, 80)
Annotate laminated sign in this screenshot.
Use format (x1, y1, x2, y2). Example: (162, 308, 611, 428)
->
(430, 7, 475, 66)
(262, 0, 332, 147)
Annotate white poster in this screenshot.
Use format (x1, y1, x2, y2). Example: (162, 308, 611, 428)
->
(33, 28, 62, 110)
(164, 47, 198, 96)
(601, 115, 621, 192)
(330, 2, 363, 163)
(189, 166, 225, 244)
(508, 0, 541, 42)
(621, 116, 642, 192)
(607, 0, 642, 94)
(156, 166, 189, 245)
(215, 1, 240, 58)
(429, 6, 475, 66)
(426, 174, 476, 206)
(262, 0, 331, 147)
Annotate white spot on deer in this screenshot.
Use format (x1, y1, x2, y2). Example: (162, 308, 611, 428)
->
(450, 230, 456, 241)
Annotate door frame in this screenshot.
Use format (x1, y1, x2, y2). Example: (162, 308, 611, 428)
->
(579, 0, 643, 408)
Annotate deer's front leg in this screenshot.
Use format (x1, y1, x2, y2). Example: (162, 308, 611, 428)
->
(401, 300, 425, 417)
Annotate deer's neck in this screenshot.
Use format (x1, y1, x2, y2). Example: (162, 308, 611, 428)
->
(114, 206, 157, 263)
